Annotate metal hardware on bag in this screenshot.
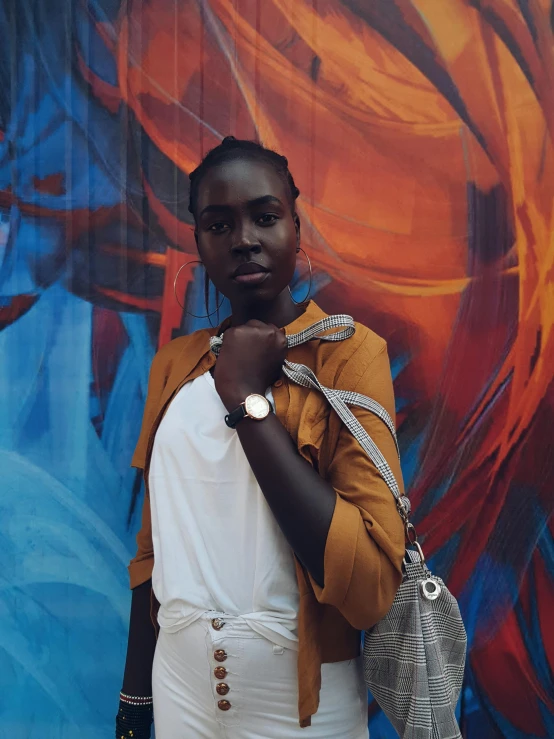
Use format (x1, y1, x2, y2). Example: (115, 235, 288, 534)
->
(420, 577, 442, 601)
(397, 498, 409, 522)
(397, 496, 411, 519)
(405, 522, 418, 545)
(412, 539, 426, 565)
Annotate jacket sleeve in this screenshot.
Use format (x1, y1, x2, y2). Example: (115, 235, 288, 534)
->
(128, 347, 170, 590)
(308, 342, 406, 630)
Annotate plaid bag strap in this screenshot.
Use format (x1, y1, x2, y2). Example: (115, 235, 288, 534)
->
(286, 314, 357, 346)
(210, 314, 357, 353)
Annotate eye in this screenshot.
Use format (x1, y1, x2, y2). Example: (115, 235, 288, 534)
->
(208, 222, 230, 234)
(257, 213, 278, 226)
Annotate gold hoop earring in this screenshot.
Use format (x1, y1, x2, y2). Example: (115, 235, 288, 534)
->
(173, 260, 225, 319)
(288, 247, 313, 305)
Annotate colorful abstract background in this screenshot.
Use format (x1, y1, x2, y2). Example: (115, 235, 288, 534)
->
(1, 1, 553, 737)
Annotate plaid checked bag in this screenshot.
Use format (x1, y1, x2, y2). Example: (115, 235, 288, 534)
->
(210, 314, 467, 738)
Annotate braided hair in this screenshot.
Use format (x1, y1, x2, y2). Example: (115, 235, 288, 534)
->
(188, 136, 300, 217)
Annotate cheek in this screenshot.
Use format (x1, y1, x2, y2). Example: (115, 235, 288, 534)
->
(270, 225, 298, 268)
(271, 249, 298, 291)
(282, 235, 299, 272)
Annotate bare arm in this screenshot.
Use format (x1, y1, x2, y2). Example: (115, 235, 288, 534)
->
(122, 579, 157, 696)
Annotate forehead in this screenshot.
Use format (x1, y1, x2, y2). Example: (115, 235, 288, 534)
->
(196, 158, 288, 210)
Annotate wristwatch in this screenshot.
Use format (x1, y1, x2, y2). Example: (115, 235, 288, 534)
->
(225, 394, 272, 428)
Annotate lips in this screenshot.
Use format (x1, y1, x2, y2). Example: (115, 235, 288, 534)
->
(232, 262, 268, 277)
(232, 262, 270, 287)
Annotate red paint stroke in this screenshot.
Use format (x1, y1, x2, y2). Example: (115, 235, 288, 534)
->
(32, 173, 66, 196)
(95, 286, 162, 313)
(0, 294, 39, 329)
(77, 52, 121, 114)
(472, 603, 551, 735)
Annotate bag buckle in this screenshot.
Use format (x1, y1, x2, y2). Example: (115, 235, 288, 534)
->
(399, 503, 427, 566)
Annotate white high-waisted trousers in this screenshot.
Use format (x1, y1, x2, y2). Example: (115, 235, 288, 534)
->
(152, 613, 369, 738)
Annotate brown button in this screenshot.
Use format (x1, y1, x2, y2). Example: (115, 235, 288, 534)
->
(273, 379, 283, 388)
(211, 618, 225, 631)
(214, 649, 227, 663)
(218, 700, 232, 711)
(216, 682, 230, 696)
(214, 666, 227, 679)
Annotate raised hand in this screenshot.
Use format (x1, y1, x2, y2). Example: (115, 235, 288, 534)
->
(213, 320, 287, 411)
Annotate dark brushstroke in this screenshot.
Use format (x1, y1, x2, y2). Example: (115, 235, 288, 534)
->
(530, 328, 542, 374)
(468, 0, 535, 88)
(128, 468, 144, 526)
(341, 0, 491, 157)
(466, 183, 514, 265)
(127, 108, 193, 228)
(516, 0, 538, 44)
(311, 55, 321, 82)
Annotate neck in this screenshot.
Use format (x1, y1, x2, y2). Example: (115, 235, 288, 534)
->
(230, 290, 305, 328)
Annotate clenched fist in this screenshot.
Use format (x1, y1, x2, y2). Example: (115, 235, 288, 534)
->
(213, 320, 287, 411)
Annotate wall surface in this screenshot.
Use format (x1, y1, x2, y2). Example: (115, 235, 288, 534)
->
(1, 1, 553, 737)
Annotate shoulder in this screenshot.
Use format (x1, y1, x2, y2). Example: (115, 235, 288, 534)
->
(343, 322, 387, 365)
(303, 301, 385, 363)
(318, 318, 387, 389)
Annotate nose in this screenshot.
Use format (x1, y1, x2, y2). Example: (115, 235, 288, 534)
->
(231, 224, 262, 256)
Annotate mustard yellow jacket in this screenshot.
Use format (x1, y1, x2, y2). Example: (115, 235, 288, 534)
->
(129, 300, 405, 727)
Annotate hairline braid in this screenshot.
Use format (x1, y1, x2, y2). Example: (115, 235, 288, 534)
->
(188, 136, 300, 218)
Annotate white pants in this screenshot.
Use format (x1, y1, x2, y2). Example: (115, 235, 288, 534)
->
(152, 613, 369, 738)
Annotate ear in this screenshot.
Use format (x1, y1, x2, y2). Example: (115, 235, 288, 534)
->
(294, 213, 301, 250)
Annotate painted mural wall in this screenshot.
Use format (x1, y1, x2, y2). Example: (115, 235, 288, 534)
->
(1, 1, 553, 736)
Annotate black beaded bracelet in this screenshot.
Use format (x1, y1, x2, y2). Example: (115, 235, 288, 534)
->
(115, 699, 153, 739)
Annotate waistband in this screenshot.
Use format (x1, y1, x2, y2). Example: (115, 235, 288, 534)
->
(159, 608, 299, 652)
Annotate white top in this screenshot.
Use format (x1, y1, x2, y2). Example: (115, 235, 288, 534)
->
(148, 370, 300, 650)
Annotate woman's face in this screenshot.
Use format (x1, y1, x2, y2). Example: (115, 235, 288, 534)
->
(194, 158, 299, 308)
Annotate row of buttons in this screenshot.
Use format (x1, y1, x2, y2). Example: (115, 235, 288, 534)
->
(212, 619, 231, 711)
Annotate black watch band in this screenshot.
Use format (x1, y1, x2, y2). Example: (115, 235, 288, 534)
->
(224, 394, 273, 428)
(224, 404, 247, 429)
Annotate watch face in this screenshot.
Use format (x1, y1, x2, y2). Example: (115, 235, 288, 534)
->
(245, 394, 270, 420)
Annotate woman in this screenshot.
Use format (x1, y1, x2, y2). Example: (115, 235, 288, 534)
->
(116, 137, 405, 738)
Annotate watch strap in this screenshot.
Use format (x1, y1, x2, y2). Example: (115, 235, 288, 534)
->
(225, 403, 246, 429)
(224, 394, 273, 428)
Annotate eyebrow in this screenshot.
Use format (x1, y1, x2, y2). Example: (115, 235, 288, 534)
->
(199, 195, 284, 218)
